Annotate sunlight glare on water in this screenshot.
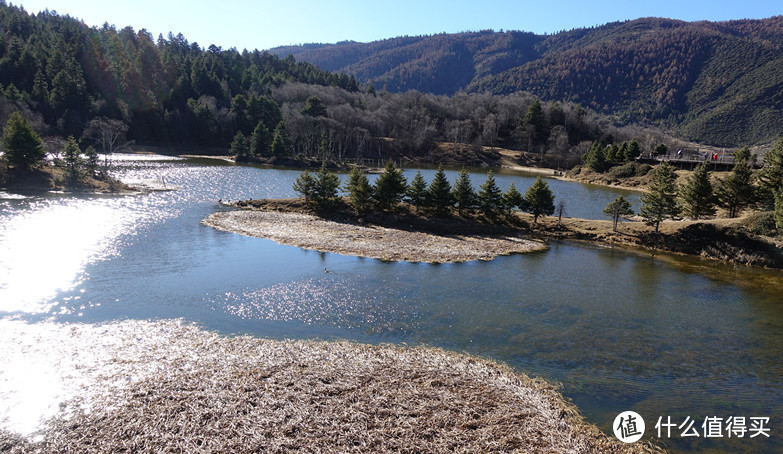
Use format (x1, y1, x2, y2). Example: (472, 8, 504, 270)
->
(0, 197, 161, 314)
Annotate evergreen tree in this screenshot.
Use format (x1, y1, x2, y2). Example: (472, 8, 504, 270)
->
(478, 171, 503, 219)
(523, 99, 545, 143)
(301, 95, 328, 117)
(84, 145, 99, 177)
(428, 165, 454, 215)
(451, 168, 476, 215)
(313, 162, 341, 208)
(653, 143, 668, 156)
(62, 135, 84, 185)
(523, 176, 555, 223)
(271, 121, 293, 157)
(501, 182, 524, 216)
(344, 167, 372, 213)
(293, 169, 316, 204)
(372, 159, 407, 210)
(716, 162, 756, 218)
(3, 111, 45, 169)
(605, 143, 621, 165)
(250, 120, 271, 157)
(641, 162, 680, 232)
(759, 137, 783, 207)
(625, 139, 641, 162)
(584, 141, 608, 172)
(406, 170, 429, 212)
(680, 163, 716, 219)
(603, 196, 634, 232)
(733, 146, 752, 165)
(775, 192, 783, 231)
(229, 131, 249, 157)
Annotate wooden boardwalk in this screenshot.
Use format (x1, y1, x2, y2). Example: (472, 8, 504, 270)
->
(637, 153, 762, 171)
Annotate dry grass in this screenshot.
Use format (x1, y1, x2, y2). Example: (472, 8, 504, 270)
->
(0, 320, 660, 453)
(204, 210, 546, 263)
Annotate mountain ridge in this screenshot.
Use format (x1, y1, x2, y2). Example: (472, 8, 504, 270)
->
(269, 17, 783, 146)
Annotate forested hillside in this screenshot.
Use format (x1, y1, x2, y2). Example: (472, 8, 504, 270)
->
(0, 2, 359, 148)
(271, 17, 783, 147)
(0, 3, 682, 169)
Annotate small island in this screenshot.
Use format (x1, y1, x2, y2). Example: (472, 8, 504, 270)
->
(206, 161, 558, 263)
(205, 200, 545, 263)
(207, 161, 783, 269)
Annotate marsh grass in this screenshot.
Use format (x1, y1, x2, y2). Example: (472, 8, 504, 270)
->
(1, 320, 661, 453)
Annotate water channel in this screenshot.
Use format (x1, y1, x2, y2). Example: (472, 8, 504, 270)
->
(1, 154, 781, 452)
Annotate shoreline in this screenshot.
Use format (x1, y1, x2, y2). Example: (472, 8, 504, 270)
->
(204, 209, 546, 263)
(207, 198, 783, 269)
(0, 319, 657, 453)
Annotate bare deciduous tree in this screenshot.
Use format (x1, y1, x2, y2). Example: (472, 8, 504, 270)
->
(82, 117, 132, 165)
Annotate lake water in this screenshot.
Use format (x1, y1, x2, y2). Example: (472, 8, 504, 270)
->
(1, 155, 781, 453)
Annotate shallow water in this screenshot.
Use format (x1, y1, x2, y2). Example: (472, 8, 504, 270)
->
(1, 155, 780, 452)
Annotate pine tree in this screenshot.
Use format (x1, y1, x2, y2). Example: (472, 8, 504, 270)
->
(733, 147, 752, 165)
(478, 170, 503, 219)
(603, 196, 634, 232)
(313, 162, 341, 208)
(250, 120, 271, 157)
(451, 168, 476, 215)
(428, 165, 454, 215)
(759, 137, 783, 208)
(229, 132, 249, 157)
(625, 139, 641, 162)
(641, 162, 680, 232)
(62, 135, 84, 185)
(271, 121, 293, 157)
(344, 167, 372, 213)
(524, 176, 555, 223)
(605, 143, 621, 165)
(680, 163, 716, 219)
(584, 141, 608, 172)
(372, 159, 407, 210)
(301, 95, 328, 117)
(716, 162, 756, 218)
(3, 111, 45, 169)
(523, 99, 545, 144)
(501, 182, 524, 216)
(775, 192, 783, 231)
(293, 170, 316, 204)
(653, 143, 668, 156)
(406, 170, 429, 212)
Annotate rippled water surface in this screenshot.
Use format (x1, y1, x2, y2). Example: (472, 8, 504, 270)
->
(1, 155, 781, 452)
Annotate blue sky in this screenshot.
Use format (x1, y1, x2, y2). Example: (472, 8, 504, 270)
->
(14, 0, 783, 51)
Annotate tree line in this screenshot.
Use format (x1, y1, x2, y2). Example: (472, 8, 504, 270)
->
(293, 160, 555, 223)
(603, 138, 783, 233)
(0, 4, 690, 169)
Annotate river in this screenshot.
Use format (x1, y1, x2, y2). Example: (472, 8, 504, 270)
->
(1, 154, 781, 453)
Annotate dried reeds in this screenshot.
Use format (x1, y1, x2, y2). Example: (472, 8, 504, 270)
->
(1, 320, 661, 453)
(203, 210, 545, 263)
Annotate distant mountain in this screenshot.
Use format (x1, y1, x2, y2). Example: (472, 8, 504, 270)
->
(270, 17, 783, 147)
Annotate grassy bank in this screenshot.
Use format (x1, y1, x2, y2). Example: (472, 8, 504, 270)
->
(532, 215, 783, 269)
(0, 165, 131, 193)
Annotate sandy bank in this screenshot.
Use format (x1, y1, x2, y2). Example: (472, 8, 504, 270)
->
(204, 210, 546, 263)
(0, 319, 657, 453)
